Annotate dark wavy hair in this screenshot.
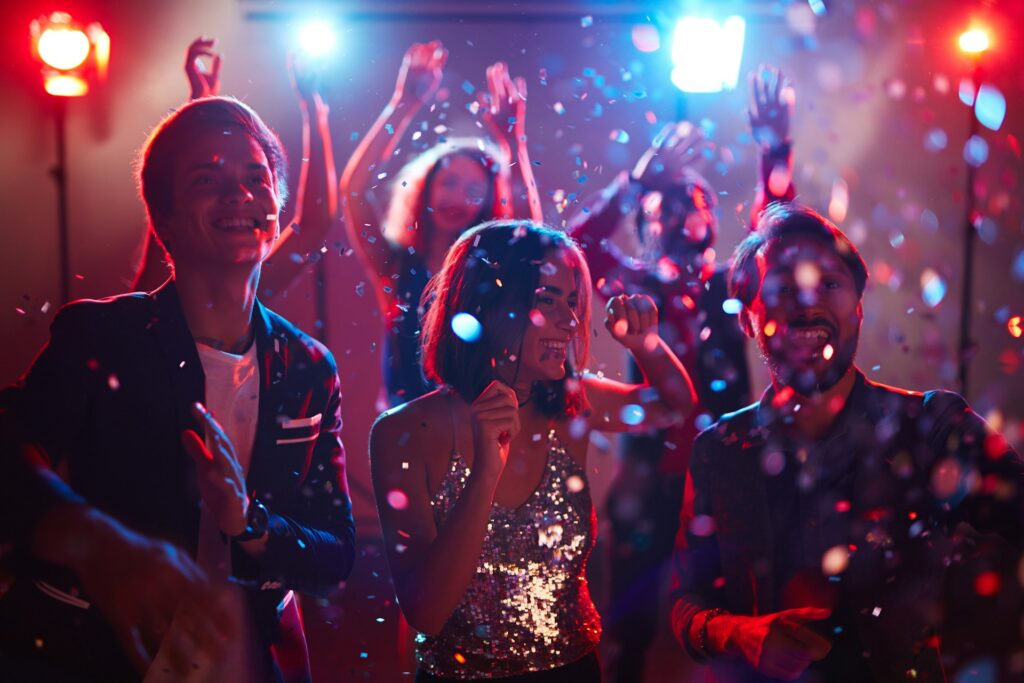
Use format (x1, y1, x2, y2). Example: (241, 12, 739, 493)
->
(729, 203, 868, 307)
(137, 96, 288, 254)
(420, 220, 592, 418)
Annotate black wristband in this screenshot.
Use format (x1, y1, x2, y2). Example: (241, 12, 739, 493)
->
(233, 499, 269, 542)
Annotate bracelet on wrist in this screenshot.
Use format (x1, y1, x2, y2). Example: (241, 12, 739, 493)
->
(698, 607, 729, 657)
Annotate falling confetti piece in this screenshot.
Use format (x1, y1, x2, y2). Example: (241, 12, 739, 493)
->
(822, 545, 850, 575)
(1008, 316, 1022, 339)
(764, 320, 777, 337)
(620, 404, 645, 426)
(828, 178, 849, 223)
(964, 135, 989, 167)
(580, 15, 593, 28)
(608, 129, 630, 144)
(722, 298, 742, 315)
(566, 475, 585, 493)
(386, 489, 409, 510)
(920, 269, 947, 308)
(975, 84, 1006, 131)
(631, 24, 660, 52)
(451, 313, 482, 342)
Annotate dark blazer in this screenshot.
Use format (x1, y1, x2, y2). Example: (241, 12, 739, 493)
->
(0, 281, 356, 681)
(671, 371, 1024, 682)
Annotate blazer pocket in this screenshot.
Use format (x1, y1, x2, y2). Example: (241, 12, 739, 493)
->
(275, 413, 322, 445)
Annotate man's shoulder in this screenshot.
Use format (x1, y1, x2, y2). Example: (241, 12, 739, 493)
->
(695, 402, 760, 448)
(260, 304, 337, 372)
(51, 291, 152, 334)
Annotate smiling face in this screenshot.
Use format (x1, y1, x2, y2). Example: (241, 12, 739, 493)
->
(158, 127, 281, 270)
(742, 233, 863, 395)
(503, 250, 583, 389)
(427, 153, 490, 238)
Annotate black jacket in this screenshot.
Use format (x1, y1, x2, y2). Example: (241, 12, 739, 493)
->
(0, 281, 355, 681)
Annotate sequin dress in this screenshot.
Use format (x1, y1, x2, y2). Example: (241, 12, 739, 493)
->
(416, 429, 602, 679)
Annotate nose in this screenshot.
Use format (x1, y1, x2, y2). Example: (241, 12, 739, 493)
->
(556, 303, 580, 331)
(221, 180, 254, 205)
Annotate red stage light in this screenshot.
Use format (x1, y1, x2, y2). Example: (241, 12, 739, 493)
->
(30, 12, 109, 98)
(958, 28, 990, 55)
(37, 26, 90, 70)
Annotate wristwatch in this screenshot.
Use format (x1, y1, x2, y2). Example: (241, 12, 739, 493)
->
(233, 499, 270, 542)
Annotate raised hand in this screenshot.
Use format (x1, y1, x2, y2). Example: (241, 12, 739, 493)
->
(185, 36, 222, 100)
(181, 402, 249, 537)
(748, 64, 794, 148)
(725, 607, 832, 681)
(469, 380, 521, 481)
(605, 294, 659, 353)
(482, 61, 527, 143)
(392, 40, 447, 107)
(288, 51, 323, 104)
(631, 121, 708, 191)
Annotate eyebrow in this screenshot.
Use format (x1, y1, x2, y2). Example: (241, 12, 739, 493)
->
(184, 162, 270, 174)
(537, 285, 579, 297)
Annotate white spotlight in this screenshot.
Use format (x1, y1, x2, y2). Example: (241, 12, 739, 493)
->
(671, 15, 746, 93)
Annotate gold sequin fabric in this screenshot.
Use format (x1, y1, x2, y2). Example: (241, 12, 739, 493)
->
(415, 430, 602, 678)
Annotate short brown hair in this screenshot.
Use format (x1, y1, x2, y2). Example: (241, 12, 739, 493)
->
(137, 97, 288, 240)
(729, 203, 868, 306)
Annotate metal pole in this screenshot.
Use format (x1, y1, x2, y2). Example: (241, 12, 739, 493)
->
(51, 97, 71, 304)
(956, 68, 981, 398)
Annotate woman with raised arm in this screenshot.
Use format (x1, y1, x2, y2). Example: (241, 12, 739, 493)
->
(133, 37, 338, 298)
(340, 42, 543, 407)
(369, 221, 696, 681)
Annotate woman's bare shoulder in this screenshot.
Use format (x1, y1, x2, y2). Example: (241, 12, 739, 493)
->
(370, 389, 455, 460)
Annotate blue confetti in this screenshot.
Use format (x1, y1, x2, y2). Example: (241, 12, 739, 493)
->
(959, 80, 976, 106)
(710, 379, 727, 392)
(385, 124, 394, 135)
(580, 15, 593, 28)
(451, 313, 482, 342)
(963, 135, 989, 167)
(808, 0, 826, 15)
(462, 80, 475, 95)
(694, 412, 714, 431)
(620, 404, 646, 426)
(975, 84, 1006, 131)
(921, 271, 947, 308)
(722, 298, 743, 315)
(923, 128, 947, 153)
(1013, 250, 1024, 282)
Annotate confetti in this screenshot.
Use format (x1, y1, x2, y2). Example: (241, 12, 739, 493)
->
(975, 84, 1006, 131)
(451, 313, 482, 342)
(619, 404, 645, 426)
(822, 545, 850, 576)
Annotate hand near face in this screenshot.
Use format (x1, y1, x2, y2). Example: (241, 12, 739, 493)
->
(748, 64, 794, 149)
(185, 36, 222, 100)
(181, 402, 249, 537)
(482, 61, 527, 143)
(631, 121, 707, 192)
(605, 294, 659, 353)
(726, 607, 831, 681)
(469, 380, 521, 481)
(392, 41, 448, 107)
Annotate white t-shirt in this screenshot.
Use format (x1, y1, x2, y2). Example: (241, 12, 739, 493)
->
(146, 342, 266, 682)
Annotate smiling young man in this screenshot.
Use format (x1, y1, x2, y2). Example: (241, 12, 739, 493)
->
(670, 204, 1023, 682)
(0, 98, 355, 681)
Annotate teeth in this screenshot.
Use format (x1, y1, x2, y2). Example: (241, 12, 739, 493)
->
(542, 340, 567, 350)
(790, 328, 829, 342)
(215, 218, 257, 230)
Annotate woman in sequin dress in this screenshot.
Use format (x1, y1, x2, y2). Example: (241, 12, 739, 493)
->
(370, 221, 697, 681)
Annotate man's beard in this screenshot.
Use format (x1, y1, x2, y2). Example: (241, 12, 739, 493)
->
(758, 333, 858, 396)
